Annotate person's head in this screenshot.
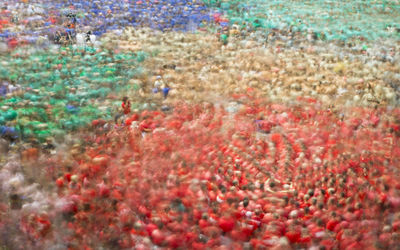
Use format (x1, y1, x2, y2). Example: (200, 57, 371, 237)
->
(122, 96, 128, 103)
(243, 197, 249, 208)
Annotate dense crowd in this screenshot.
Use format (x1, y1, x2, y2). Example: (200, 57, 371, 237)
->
(110, 28, 400, 107)
(1, 95, 400, 249)
(0, 46, 148, 143)
(0, 0, 212, 48)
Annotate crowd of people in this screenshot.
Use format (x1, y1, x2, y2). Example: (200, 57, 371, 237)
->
(1, 0, 400, 249)
(1, 0, 399, 49)
(0, 0, 213, 48)
(1, 95, 400, 249)
(110, 27, 399, 108)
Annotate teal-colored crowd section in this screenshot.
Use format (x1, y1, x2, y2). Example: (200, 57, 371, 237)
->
(0, 46, 147, 142)
(208, 0, 400, 41)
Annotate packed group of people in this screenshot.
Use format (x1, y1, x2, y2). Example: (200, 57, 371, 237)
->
(1, 95, 400, 249)
(0, 45, 150, 144)
(109, 27, 399, 107)
(0, 0, 213, 49)
(1, 0, 400, 249)
(1, 0, 399, 49)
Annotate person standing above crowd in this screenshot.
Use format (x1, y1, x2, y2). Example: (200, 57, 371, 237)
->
(122, 96, 131, 115)
(153, 75, 164, 93)
(115, 96, 131, 124)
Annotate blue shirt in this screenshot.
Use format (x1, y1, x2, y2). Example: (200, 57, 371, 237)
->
(162, 87, 170, 97)
(0, 86, 7, 96)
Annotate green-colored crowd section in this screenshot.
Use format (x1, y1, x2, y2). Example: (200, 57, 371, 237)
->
(206, 0, 400, 41)
(0, 46, 147, 142)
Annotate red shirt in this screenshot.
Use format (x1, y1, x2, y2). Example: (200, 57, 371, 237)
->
(122, 101, 131, 115)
